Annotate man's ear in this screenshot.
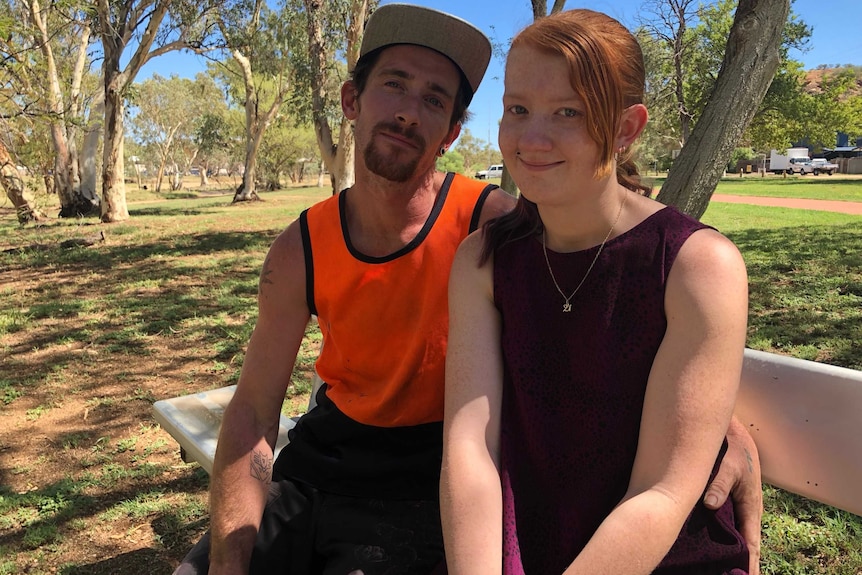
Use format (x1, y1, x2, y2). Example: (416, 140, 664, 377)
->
(342, 81, 359, 120)
(616, 104, 648, 150)
(442, 122, 462, 151)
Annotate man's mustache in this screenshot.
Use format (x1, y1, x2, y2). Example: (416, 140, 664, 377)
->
(373, 122, 426, 150)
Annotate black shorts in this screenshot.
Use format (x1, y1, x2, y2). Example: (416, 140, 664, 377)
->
(174, 477, 446, 575)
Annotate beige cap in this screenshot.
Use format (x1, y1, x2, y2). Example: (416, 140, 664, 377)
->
(359, 3, 492, 101)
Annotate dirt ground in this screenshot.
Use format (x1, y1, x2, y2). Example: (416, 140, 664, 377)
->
(0, 290, 242, 572)
(0, 196, 318, 574)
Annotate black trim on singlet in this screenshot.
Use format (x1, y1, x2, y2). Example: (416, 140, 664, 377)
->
(338, 172, 456, 264)
(469, 183, 498, 233)
(298, 209, 317, 316)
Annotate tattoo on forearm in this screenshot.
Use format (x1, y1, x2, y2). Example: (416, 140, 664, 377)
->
(259, 255, 275, 292)
(250, 449, 272, 483)
(745, 448, 754, 474)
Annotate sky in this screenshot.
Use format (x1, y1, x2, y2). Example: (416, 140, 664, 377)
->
(141, 0, 862, 150)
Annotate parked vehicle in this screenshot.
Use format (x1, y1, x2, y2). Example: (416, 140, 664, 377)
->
(808, 158, 839, 175)
(475, 164, 503, 179)
(769, 148, 811, 174)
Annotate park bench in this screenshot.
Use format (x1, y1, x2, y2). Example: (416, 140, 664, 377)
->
(152, 348, 862, 517)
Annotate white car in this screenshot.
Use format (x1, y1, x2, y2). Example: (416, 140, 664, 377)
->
(475, 164, 504, 179)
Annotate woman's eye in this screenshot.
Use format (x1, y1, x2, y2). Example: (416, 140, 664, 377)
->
(507, 105, 527, 115)
(558, 108, 580, 117)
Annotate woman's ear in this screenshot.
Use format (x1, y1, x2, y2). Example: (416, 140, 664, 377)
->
(616, 104, 649, 150)
(342, 81, 359, 120)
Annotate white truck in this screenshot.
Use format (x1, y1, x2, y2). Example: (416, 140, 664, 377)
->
(769, 148, 811, 175)
(475, 164, 503, 179)
(808, 158, 839, 175)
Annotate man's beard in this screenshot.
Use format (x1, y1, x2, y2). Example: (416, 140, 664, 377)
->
(363, 122, 428, 182)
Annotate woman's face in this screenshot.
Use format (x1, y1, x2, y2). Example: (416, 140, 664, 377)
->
(499, 45, 606, 203)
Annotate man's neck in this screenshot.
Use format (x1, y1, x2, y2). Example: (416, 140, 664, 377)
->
(345, 166, 447, 258)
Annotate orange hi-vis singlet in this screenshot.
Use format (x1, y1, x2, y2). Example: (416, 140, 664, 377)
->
(300, 173, 494, 427)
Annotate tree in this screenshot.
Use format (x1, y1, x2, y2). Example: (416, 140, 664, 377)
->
(639, 0, 812, 164)
(1, 0, 102, 217)
(657, 0, 790, 218)
(436, 148, 465, 175)
(0, 139, 46, 224)
(213, 0, 305, 202)
(638, 0, 701, 147)
(94, 0, 220, 222)
(301, 0, 374, 194)
(194, 112, 235, 186)
(127, 73, 220, 192)
(452, 128, 499, 175)
(257, 119, 318, 189)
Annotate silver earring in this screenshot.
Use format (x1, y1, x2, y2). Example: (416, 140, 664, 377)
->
(439, 147, 446, 156)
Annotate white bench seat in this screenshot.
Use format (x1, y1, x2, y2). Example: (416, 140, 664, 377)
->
(152, 385, 296, 475)
(153, 349, 862, 517)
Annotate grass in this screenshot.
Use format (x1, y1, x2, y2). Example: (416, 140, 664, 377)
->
(1, 176, 861, 573)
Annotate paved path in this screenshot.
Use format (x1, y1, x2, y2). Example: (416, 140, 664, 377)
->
(712, 194, 862, 215)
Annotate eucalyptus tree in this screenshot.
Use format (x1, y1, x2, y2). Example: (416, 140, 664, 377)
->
(0, 0, 103, 217)
(639, 0, 812, 161)
(211, 0, 308, 202)
(300, 0, 375, 194)
(194, 112, 236, 187)
(637, 0, 701, 147)
(93, 0, 222, 222)
(452, 129, 499, 176)
(0, 139, 47, 223)
(657, 0, 791, 218)
(257, 120, 318, 189)
(127, 73, 221, 192)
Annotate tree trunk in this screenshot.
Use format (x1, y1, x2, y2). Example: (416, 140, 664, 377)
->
(101, 70, 131, 222)
(80, 93, 104, 209)
(29, 0, 95, 218)
(656, 0, 790, 219)
(303, 0, 364, 194)
(171, 165, 182, 190)
(1, 142, 46, 224)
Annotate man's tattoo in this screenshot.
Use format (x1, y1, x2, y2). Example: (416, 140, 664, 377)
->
(744, 448, 754, 473)
(259, 255, 275, 292)
(250, 448, 273, 483)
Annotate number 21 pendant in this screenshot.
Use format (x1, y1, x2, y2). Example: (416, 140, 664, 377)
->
(563, 302, 572, 312)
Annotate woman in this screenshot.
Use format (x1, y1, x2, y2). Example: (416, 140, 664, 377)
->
(441, 9, 750, 575)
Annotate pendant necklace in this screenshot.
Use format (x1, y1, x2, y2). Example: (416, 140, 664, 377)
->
(542, 191, 627, 313)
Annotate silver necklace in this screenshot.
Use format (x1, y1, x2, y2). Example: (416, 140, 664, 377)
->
(542, 191, 627, 313)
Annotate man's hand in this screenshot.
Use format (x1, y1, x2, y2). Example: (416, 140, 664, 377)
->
(704, 416, 763, 575)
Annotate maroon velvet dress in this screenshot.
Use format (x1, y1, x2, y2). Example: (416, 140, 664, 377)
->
(493, 206, 748, 574)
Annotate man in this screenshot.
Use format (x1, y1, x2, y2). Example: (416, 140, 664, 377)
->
(176, 4, 762, 574)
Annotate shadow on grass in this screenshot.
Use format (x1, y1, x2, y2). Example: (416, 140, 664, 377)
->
(0, 468, 209, 562)
(728, 222, 862, 369)
(60, 549, 174, 575)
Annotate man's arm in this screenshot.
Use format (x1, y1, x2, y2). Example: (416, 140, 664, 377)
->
(476, 187, 517, 227)
(705, 416, 763, 575)
(208, 222, 311, 574)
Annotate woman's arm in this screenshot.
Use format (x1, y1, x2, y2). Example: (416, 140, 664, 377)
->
(441, 232, 505, 575)
(563, 228, 750, 575)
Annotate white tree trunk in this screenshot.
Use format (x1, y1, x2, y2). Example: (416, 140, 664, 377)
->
(1, 141, 46, 223)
